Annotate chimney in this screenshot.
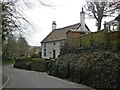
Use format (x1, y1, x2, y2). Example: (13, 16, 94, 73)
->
(80, 7, 85, 31)
(52, 21, 56, 30)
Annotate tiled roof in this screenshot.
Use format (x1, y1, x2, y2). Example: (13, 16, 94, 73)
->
(41, 23, 80, 43)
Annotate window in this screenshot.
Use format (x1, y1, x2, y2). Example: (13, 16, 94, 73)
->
(44, 43, 46, 48)
(53, 42, 56, 46)
(44, 49, 46, 56)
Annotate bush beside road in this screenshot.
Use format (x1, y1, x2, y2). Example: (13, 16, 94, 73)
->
(49, 51, 120, 89)
(13, 57, 50, 72)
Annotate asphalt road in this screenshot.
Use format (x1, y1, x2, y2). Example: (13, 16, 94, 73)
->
(0, 66, 2, 88)
(2, 65, 93, 89)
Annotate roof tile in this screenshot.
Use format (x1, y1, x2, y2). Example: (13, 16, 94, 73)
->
(41, 23, 80, 43)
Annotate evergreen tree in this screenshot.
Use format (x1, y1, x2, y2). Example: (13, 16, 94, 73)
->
(16, 36, 28, 57)
(2, 35, 17, 61)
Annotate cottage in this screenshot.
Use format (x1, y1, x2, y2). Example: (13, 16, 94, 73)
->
(104, 14, 120, 32)
(66, 8, 90, 48)
(115, 14, 120, 31)
(41, 8, 90, 59)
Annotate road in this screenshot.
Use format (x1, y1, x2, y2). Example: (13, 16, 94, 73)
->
(0, 66, 2, 88)
(2, 65, 93, 89)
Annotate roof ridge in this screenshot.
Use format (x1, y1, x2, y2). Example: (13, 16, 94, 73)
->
(55, 23, 80, 30)
(41, 22, 90, 43)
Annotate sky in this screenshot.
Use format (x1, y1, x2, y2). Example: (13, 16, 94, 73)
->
(23, 0, 115, 46)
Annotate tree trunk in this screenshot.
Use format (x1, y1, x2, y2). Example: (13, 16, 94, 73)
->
(97, 17, 102, 31)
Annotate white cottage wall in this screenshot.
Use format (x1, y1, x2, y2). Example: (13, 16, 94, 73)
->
(41, 40, 65, 59)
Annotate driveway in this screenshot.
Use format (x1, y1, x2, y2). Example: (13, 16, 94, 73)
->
(2, 65, 94, 89)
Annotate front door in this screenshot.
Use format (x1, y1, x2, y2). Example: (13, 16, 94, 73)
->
(53, 50, 56, 59)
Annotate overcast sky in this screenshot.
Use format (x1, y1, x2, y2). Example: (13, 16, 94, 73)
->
(23, 0, 115, 46)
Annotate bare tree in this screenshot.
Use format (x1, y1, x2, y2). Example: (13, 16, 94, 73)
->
(84, 0, 120, 31)
(1, 0, 52, 44)
(1, 0, 52, 61)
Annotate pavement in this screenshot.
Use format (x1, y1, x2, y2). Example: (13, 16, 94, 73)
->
(2, 65, 94, 89)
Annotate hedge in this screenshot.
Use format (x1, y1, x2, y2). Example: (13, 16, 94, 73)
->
(49, 51, 120, 89)
(31, 60, 47, 72)
(72, 31, 120, 49)
(13, 57, 50, 72)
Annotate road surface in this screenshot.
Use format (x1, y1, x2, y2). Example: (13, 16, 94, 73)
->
(2, 65, 93, 89)
(0, 66, 2, 88)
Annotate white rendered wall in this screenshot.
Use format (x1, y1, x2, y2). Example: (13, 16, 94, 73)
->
(41, 40, 65, 59)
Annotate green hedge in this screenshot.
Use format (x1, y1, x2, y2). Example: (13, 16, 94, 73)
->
(49, 51, 120, 89)
(72, 31, 120, 50)
(92, 31, 106, 44)
(72, 37, 80, 48)
(31, 60, 48, 72)
(13, 57, 32, 70)
(81, 33, 92, 47)
(13, 57, 50, 72)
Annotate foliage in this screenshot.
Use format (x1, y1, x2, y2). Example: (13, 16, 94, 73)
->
(2, 59, 15, 66)
(2, 35, 16, 61)
(13, 57, 51, 72)
(13, 57, 32, 70)
(32, 58, 45, 61)
(2, 1, 16, 42)
(92, 31, 106, 44)
(60, 43, 69, 55)
(31, 52, 41, 58)
(2, 35, 29, 63)
(81, 33, 92, 47)
(1, 0, 51, 62)
(71, 31, 120, 52)
(1, 0, 29, 43)
(16, 35, 29, 57)
(1, 0, 52, 44)
(49, 51, 120, 89)
(54, 31, 120, 89)
(31, 60, 48, 72)
(1, 0, 29, 62)
(72, 37, 81, 48)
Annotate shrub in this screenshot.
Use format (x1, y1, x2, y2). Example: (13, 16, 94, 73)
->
(32, 58, 45, 61)
(31, 60, 48, 72)
(49, 51, 120, 89)
(13, 57, 32, 70)
(13, 57, 51, 72)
